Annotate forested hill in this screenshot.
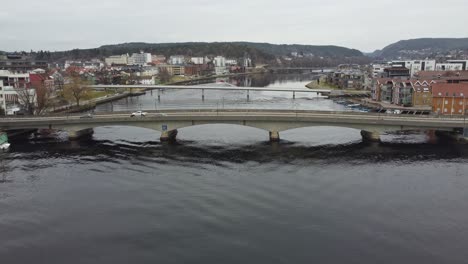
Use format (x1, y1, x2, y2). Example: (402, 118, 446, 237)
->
(235, 42, 363, 57)
(28, 42, 365, 63)
(371, 38, 468, 59)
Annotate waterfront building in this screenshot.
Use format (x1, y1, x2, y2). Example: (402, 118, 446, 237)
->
(213, 56, 226, 67)
(411, 80, 436, 107)
(432, 83, 468, 115)
(392, 79, 413, 106)
(327, 70, 366, 89)
(158, 65, 185, 76)
(243, 57, 252, 67)
(184, 65, 202, 76)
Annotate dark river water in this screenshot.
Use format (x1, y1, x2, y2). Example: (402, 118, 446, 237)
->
(2, 74, 468, 264)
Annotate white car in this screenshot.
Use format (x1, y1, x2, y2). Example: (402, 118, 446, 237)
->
(130, 111, 147, 117)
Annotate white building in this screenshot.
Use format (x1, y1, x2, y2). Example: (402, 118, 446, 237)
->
(105, 54, 129, 66)
(141, 66, 160, 77)
(243, 57, 252, 67)
(435, 63, 464, 71)
(0, 70, 34, 115)
(372, 63, 389, 78)
(169, 55, 185, 65)
(447, 60, 468, 71)
(214, 56, 226, 67)
(128, 52, 152, 66)
(190, 57, 205, 65)
(226, 59, 238, 66)
(391, 60, 436, 76)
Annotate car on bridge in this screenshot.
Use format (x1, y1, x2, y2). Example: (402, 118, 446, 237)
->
(130, 111, 147, 117)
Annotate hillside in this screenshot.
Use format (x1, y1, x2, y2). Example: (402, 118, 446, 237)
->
(371, 38, 468, 59)
(235, 42, 363, 58)
(30, 42, 365, 65)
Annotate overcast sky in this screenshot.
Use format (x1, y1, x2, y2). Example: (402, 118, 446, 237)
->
(1, 0, 467, 53)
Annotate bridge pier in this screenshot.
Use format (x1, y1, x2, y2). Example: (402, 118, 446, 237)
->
(435, 130, 468, 144)
(360, 130, 381, 143)
(269, 131, 280, 142)
(160, 130, 178, 142)
(68, 128, 94, 140)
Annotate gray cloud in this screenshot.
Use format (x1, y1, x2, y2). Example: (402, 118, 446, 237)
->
(1, 0, 468, 52)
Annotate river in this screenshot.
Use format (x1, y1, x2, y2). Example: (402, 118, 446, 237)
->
(1, 73, 468, 264)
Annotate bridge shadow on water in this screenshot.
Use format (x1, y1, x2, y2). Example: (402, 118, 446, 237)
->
(5, 135, 468, 167)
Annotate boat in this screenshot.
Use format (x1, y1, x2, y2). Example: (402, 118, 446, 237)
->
(0, 132, 10, 151)
(346, 103, 361, 108)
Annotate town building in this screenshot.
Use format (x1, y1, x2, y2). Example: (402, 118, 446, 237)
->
(151, 55, 166, 65)
(435, 63, 464, 71)
(225, 59, 238, 66)
(0, 54, 47, 73)
(128, 52, 152, 66)
(447, 60, 468, 71)
(169, 55, 185, 65)
(190, 57, 205, 65)
(432, 83, 468, 115)
(0, 70, 35, 115)
(105, 54, 129, 66)
(390, 60, 436, 77)
(413, 71, 468, 83)
(383, 67, 410, 78)
(372, 64, 389, 78)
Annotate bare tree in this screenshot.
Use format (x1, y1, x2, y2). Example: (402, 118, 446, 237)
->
(14, 87, 36, 115)
(33, 80, 54, 115)
(63, 76, 91, 107)
(159, 69, 171, 83)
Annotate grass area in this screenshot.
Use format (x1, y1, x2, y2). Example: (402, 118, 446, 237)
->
(306, 76, 339, 89)
(88, 90, 117, 100)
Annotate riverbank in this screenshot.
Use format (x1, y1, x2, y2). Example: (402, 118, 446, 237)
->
(52, 92, 132, 113)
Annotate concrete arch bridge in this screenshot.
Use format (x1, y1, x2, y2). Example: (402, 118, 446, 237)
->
(1, 109, 467, 143)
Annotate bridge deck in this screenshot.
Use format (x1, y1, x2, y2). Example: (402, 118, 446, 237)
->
(91, 85, 331, 94)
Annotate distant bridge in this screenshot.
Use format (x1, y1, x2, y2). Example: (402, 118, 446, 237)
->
(91, 85, 332, 100)
(1, 109, 466, 143)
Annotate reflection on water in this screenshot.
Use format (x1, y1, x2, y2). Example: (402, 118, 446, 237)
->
(3, 74, 468, 263)
(1, 125, 468, 264)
